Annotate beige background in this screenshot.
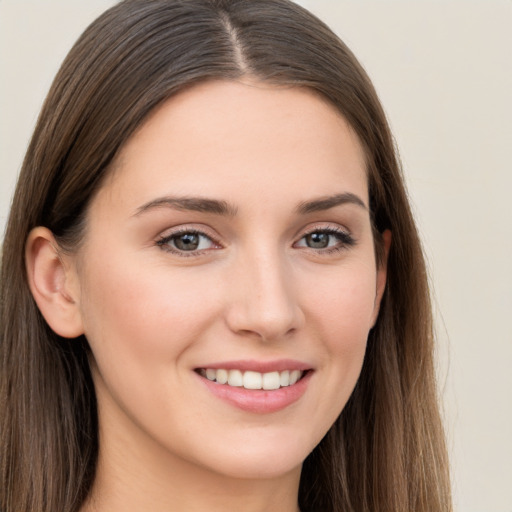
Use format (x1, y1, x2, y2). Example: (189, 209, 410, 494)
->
(1, 1, 511, 510)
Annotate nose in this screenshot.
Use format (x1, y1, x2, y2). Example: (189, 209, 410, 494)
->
(225, 249, 304, 342)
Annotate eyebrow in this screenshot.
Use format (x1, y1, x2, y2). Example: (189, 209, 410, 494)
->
(134, 196, 238, 217)
(134, 192, 367, 218)
(296, 192, 367, 214)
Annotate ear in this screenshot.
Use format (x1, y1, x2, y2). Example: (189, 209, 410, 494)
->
(25, 227, 84, 338)
(371, 229, 392, 327)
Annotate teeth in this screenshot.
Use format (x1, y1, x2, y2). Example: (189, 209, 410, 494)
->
(216, 369, 228, 384)
(289, 369, 301, 385)
(200, 368, 304, 390)
(262, 371, 280, 390)
(243, 371, 262, 390)
(228, 369, 243, 387)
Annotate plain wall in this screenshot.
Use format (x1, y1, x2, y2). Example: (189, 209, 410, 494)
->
(1, 1, 511, 511)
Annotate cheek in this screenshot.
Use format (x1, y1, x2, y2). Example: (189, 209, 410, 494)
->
(78, 257, 226, 441)
(301, 262, 377, 408)
(78, 255, 219, 377)
(306, 262, 377, 345)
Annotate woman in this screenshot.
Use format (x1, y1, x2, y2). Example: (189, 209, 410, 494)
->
(0, 0, 451, 511)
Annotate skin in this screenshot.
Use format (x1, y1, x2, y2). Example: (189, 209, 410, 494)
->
(27, 80, 389, 512)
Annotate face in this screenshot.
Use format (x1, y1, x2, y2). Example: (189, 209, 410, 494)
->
(71, 80, 386, 482)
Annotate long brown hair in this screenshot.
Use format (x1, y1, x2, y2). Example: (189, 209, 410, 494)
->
(0, 1, 451, 511)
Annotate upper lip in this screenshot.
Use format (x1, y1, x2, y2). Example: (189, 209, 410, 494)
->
(195, 359, 312, 373)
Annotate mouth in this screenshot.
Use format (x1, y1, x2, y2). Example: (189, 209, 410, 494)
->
(194, 360, 313, 413)
(196, 368, 307, 390)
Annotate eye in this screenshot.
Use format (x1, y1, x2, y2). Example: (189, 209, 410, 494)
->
(157, 229, 219, 254)
(294, 228, 355, 251)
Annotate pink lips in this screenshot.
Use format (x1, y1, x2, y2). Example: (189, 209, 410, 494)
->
(195, 359, 313, 414)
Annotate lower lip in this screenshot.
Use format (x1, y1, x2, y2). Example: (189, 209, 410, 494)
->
(197, 371, 312, 414)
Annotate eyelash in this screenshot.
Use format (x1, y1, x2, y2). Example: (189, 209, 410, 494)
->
(294, 226, 356, 254)
(156, 228, 221, 257)
(156, 226, 356, 256)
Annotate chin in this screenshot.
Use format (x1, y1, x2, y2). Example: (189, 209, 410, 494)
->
(205, 453, 304, 481)
(185, 426, 319, 481)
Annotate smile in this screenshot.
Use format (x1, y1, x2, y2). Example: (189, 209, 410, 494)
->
(198, 368, 304, 390)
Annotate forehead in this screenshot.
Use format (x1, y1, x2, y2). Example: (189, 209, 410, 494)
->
(97, 80, 368, 214)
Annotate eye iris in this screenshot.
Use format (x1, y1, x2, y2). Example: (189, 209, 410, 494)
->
(174, 233, 200, 251)
(306, 232, 330, 248)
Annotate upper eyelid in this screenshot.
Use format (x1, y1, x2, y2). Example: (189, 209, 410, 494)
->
(158, 229, 214, 243)
(156, 224, 228, 255)
(156, 222, 353, 245)
(294, 223, 356, 244)
(294, 222, 352, 239)
(295, 227, 353, 242)
(158, 224, 221, 241)
(301, 225, 349, 235)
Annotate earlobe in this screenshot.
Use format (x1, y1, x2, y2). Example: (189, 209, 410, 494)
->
(25, 227, 84, 338)
(371, 229, 392, 327)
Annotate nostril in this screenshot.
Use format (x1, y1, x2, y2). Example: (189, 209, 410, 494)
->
(225, 305, 303, 342)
